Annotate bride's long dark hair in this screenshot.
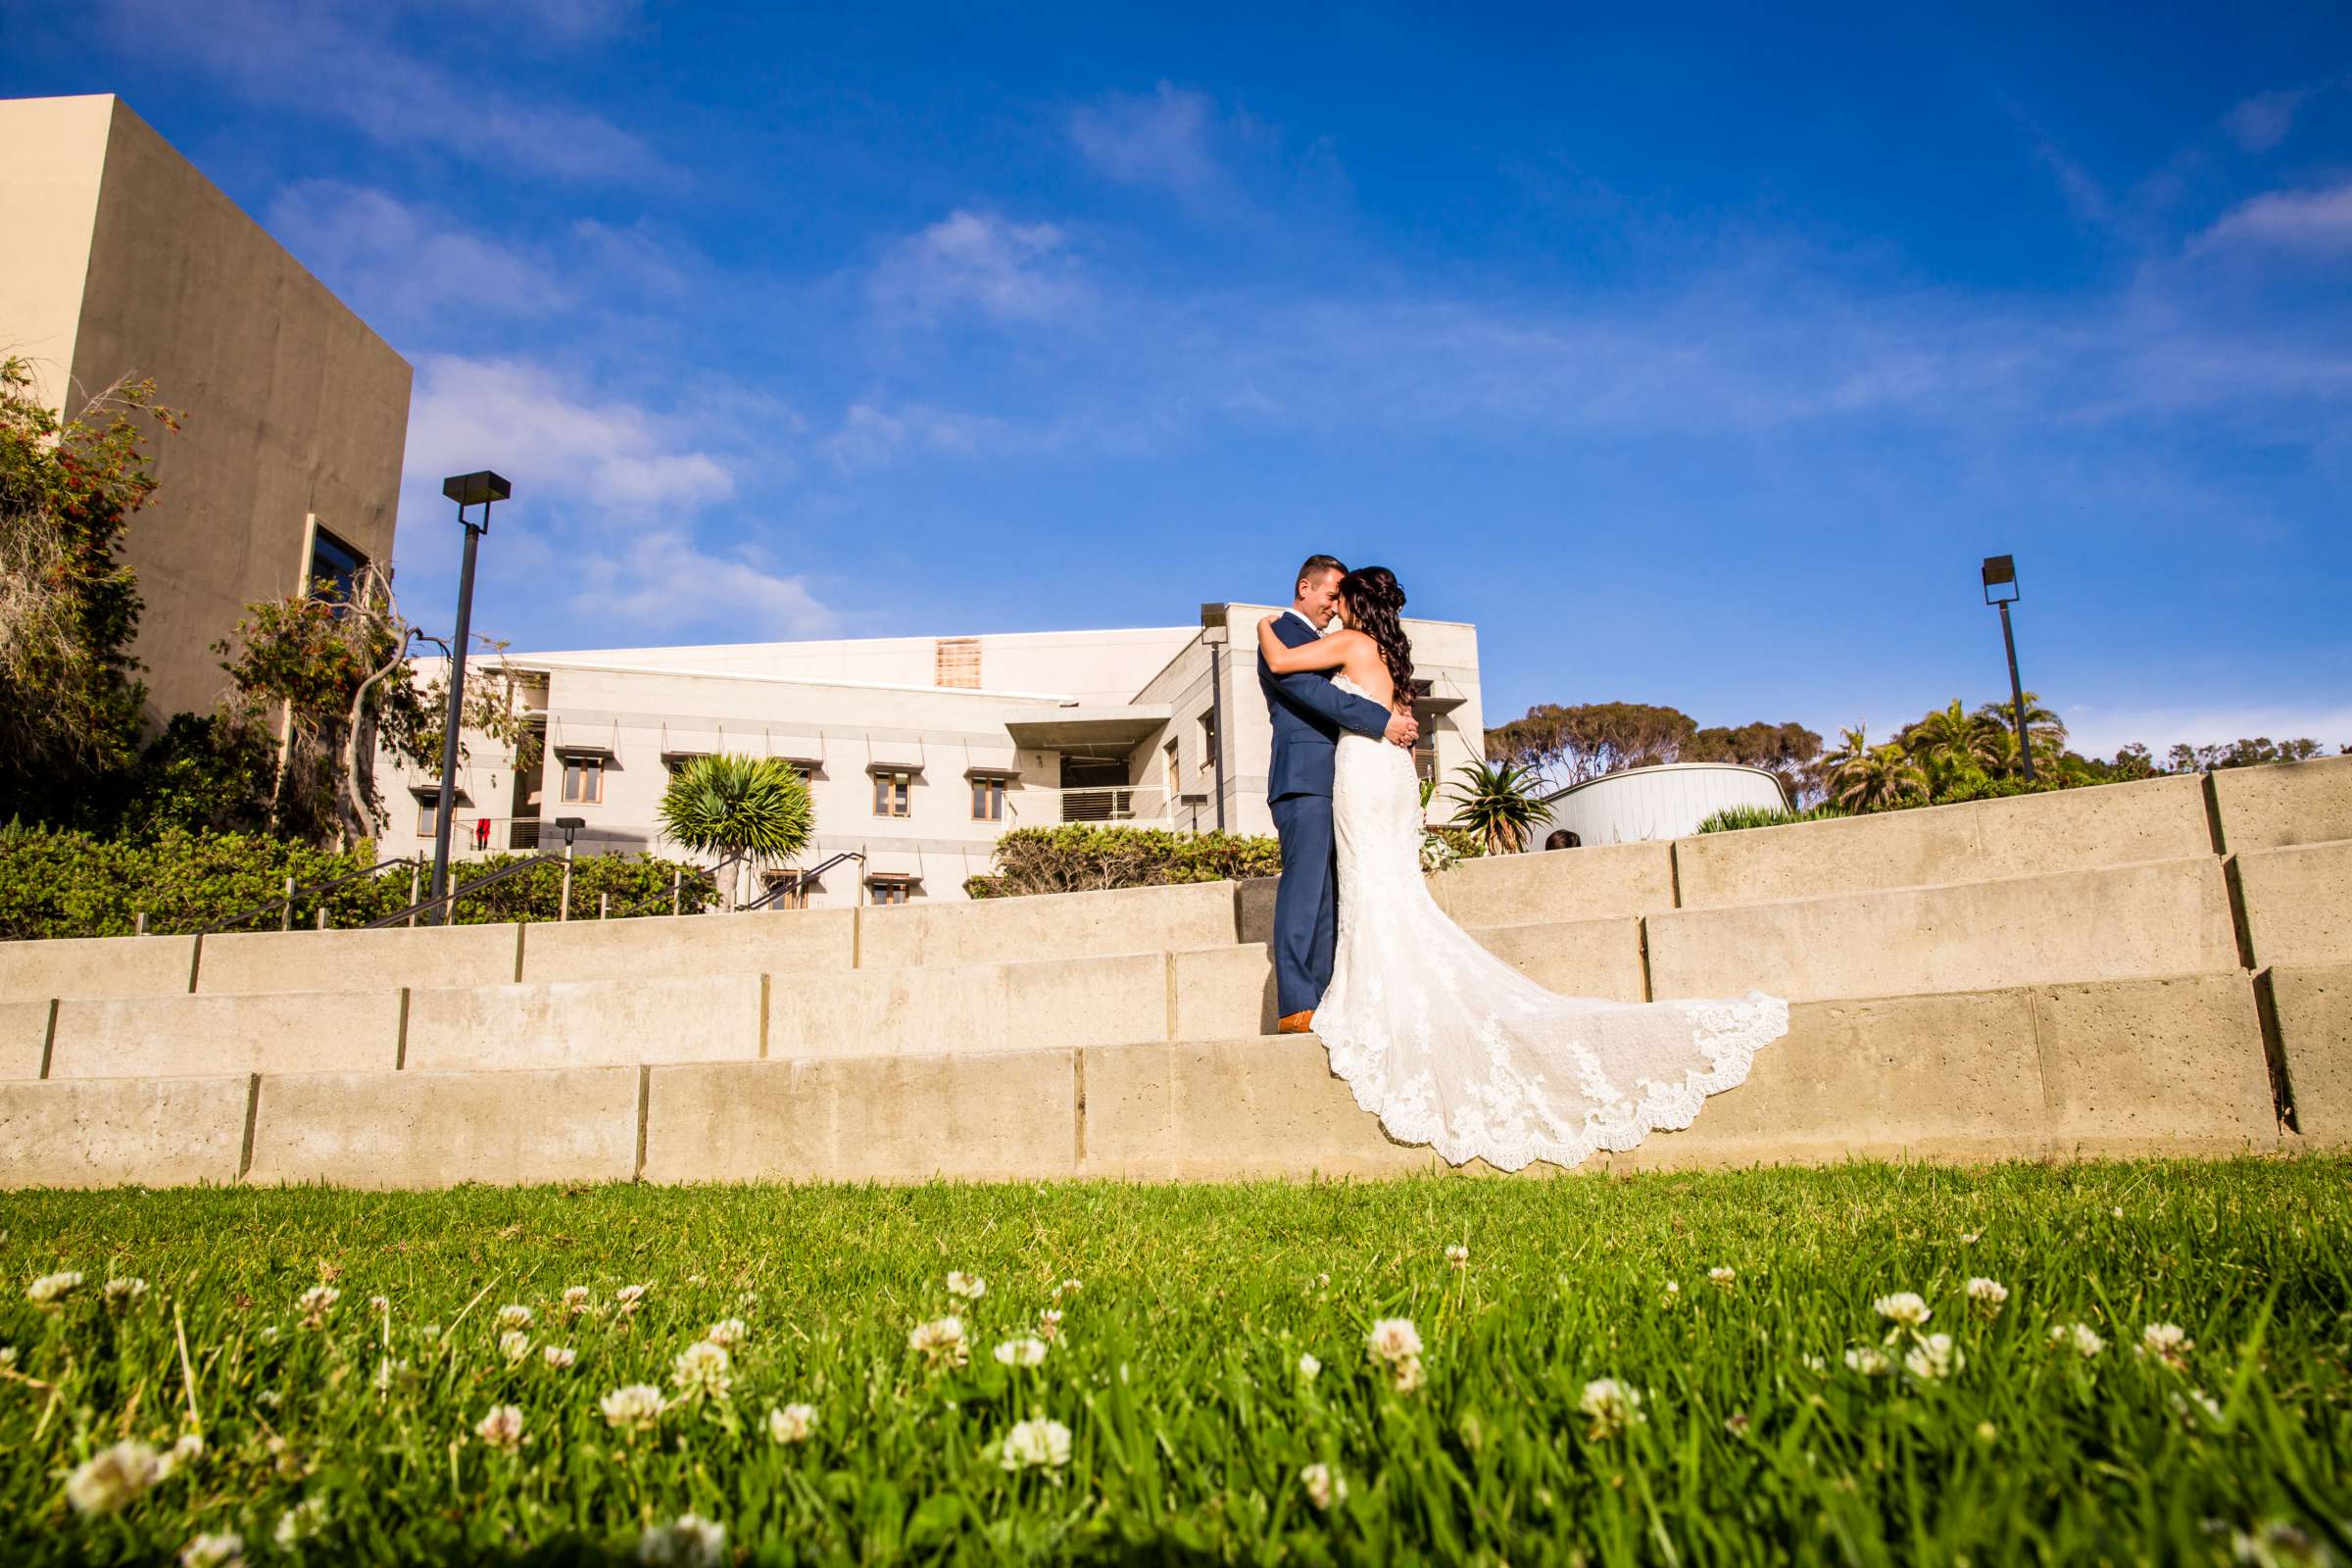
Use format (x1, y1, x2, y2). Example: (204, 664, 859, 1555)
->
(1339, 565, 1414, 705)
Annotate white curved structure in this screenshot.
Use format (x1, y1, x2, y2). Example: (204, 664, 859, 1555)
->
(1529, 762, 1789, 851)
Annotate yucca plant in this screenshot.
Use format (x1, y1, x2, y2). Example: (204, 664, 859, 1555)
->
(657, 754, 813, 906)
(1446, 759, 1552, 855)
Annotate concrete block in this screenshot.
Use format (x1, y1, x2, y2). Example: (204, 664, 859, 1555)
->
(519, 908, 856, 985)
(1601, 989, 2053, 1172)
(2030, 972, 2278, 1157)
(858, 881, 1237, 970)
(1646, 856, 2240, 1004)
(244, 1066, 639, 1188)
(642, 1049, 1078, 1183)
(47, 990, 403, 1080)
(2236, 841, 2352, 970)
(1672, 773, 2214, 909)
(2213, 755, 2352, 853)
(767, 952, 1164, 1059)
(2272, 962, 2352, 1148)
(3, 1001, 50, 1078)
(197, 922, 518, 996)
(0, 1074, 249, 1188)
(1433, 843, 1675, 927)
(1467, 916, 1649, 1002)
(0, 934, 195, 1004)
(1079, 1036, 1440, 1179)
(1172, 946, 1278, 1040)
(403, 974, 764, 1071)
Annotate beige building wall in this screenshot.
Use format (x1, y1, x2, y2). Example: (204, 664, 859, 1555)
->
(0, 94, 413, 725)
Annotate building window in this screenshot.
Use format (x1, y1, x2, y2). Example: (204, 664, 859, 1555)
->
(1414, 730, 1438, 788)
(415, 798, 437, 838)
(872, 770, 912, 817)
(971, 776, 1005, 821)
(765, 872, 810, 910)
(561, 756, 604, 804)
(308, 525, 368, 610)
(868, 878, 915, 906)
(1198, 708, 1217, 772)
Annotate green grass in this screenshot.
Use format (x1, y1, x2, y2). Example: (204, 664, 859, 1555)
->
(4, 1158, 2349, 1565)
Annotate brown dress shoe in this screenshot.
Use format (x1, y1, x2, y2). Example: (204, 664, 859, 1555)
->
(1276, 1009, 1317, 1035)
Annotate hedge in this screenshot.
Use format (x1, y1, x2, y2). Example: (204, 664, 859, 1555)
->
(963, 823, 1485, 899)
(0, 825, 719, 941)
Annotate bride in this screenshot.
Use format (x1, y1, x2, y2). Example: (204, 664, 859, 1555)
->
(1255, 566, 1789, 1171)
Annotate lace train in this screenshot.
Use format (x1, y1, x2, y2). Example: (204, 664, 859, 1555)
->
(1312, 676, 1789, 1172)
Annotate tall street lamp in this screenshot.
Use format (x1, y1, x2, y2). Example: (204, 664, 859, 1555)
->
(428, 471, 511, 923)
(1981, 554, 2034, 783)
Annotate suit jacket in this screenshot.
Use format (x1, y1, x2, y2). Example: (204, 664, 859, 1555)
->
(1258, 612, 1395, 801)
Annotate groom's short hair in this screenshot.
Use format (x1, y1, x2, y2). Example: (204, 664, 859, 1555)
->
(1296, 554, 1347, 593)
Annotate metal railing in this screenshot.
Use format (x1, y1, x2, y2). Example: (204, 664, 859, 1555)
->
(1002, 784, 1176, 825)
(740, 852, 866, 913)
(360, 853, 564, 930)
(194, 856, 425, 936)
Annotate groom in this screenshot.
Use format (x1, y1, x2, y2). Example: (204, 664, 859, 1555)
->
(1261, 555, 1419, 1035)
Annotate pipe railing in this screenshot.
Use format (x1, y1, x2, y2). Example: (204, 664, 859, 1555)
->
(360, 853, 564, 930)
(193, 855, 425, 937)
(739, 851, 866, 913)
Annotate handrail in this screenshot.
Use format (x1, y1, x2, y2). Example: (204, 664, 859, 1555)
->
(194, 855, 423, 936)
(360, 853, 564, 930)
(608, 867, 705, 922)
(739, 851, 865, 913)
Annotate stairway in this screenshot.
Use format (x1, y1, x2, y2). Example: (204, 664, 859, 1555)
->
(3, 758, 2347, 1187)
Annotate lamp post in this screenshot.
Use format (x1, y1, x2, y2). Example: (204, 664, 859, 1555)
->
(1981, 554, 2034, 784)
(427, 471, 511, 924)
(553, 815, 586, 921)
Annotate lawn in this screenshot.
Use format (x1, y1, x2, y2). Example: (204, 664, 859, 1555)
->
(2, 1158, 2348, 1565)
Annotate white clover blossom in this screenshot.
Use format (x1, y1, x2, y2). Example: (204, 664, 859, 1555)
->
(767, 1402, 817, 1444)
(296, 1285, 340, 1328)
(1446, 1244, 1470, 1270)
(601, 1383, 669, 1431)
(1298, 1351, 1322, 1381)
(998, 1417, 1073, 1472)
(1708, 1266, 1738, 1291)
(0, 1346, 15, 1367)
(1037, 1308, 1064, 1342)
(2171, 1387, 2227, 1428)
(103, 1276, 149, 1310)
(498, 1330, 532, 1364)
(166, 1433, 205, 1474)
(909, 1315, 970, 1368)
(1365, 1318, 1423, 1363)
(1873, 1292, 1931, 1327)
(563, 1286, 592, 1317)
(947, 1271, 987, 1300)
(368, 1295, 390, 1317)
(2139, 1323, 2194, 1370)
(2052, 1323, 2106, 1358)
(705, 1317, 747, 1348)
(1800, 1353, 1829, 1375)
(475, 1404, 525, 1449)
(1843, 1346, 1893, 1378)
(1965, 1278, 2009, 1317)
(1579, 1378, 1645, 1438)
(65, 1441, 165, 1515)
(259, 1327, 279, 1346)
(496, 1304, 533, 1331)
(671, 1340, 734, 1401)
(1300, 1461, 1347, 1510)
(1903, 1333, 1963, 1383)
(1054, 1278, 1082, 1299)
(635, 1513, 725, 1567)
(615, 1284, 649, 1316)
(28, 1271, 84, 1307)
(543, 1346, 577, 1370)
(995, 1336, 1049, 1368)
(178, 1532, 246, 1568)
(272, 1497, 329, 1547)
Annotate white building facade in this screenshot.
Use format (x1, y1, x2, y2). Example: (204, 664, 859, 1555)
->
(388, 605, 1484, 906)
(1528, 762, 1788, 851)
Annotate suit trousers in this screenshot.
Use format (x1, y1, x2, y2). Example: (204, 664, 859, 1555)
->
(1269, 792, 1339, 1017)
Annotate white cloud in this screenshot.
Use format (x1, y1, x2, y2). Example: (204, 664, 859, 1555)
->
(267, 181, 570, 318)
(1070, 83, 1222, 195)
(2058, 703, 2352, 760)
(869, 211, 1082, 322)
(2195, 181, 2352, 254)
(818, 401, 1021, 471)
(569, 529, 838, 639)
(2224, 87, 2313, 153)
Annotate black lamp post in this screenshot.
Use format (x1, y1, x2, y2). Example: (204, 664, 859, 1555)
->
(1981, 554, 2034, 783)
(427, 471, 511, 924)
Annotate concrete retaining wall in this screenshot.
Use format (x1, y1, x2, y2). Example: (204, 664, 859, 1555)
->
(1432, 843, 1676, 928)
(0, 1074, 249, 1187)
(2236, 841, 2352, 970)
(518, 909, 856, 985)
(196, 922, 518, 995)
(244, 1066, 640, 1188)
(4, 1001, 50, 1078)
(46, 990, 404, 1079)
(403, 975, 766, 1071)
(767, 952, 1165, 1058)
(2214, 756, 2352, 853)
(0, 933, 196, 1003)
(2272, 962, 2351, 1148)
(860, 882, 1238, 970)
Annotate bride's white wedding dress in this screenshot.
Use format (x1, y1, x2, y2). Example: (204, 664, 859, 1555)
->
(1314, 674, 1790, 1171)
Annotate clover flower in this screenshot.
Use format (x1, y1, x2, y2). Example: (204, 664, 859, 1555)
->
(1364, 1317, 1426, 1393)
(1446, 1245, 1470, 1270)
(1054, 1278, 1083, 1299)
(1037, 1308, 1063, 1342)
(178, 1532, 246, 1568)
(499, 1330, 532, 1364)
(296, 1286, 340, 1329)
(671, 1340, 733, 1401)
(65, 1441, 165, 1515)
(1579, 1378, 1645, 1438)
(272, 1497, 328, 1547)
(1903, 1333, 1963, 1382)
(998, 1416, 1072, 1472)
(2051, 1323, 2106, 1358)
(474, 1405, 525, 1449)
(1873, 1293, 1931, 1328)
(601, 1383, 669, 1431)
(1298, 1351, 1322, 1381)
(767, 1402, 817, 1444)
(2138, 1323, 2194, 1370)
(635, 1513, 725, 1567)
(563, 1286, 592, 1317)
(368, 1296, 390, 1317)
(1708, 1266, 1738, 1292)
(947, 1272, 987, 1300)
(1843, 1346, 1893, 1378)
(543, 1346, 577, 1370)
(908, 1315, 970, 1368)
(496, 1304, 532, 1331)
(1300, 1461, 1347, 1510)
(706, 1318, 747, 1348)
(28, 1271, 84, 1307)
(995, 1336, 1049, 1368)
(103, 1276, 149, 1310)
(615, 1284, 648, 1317)
(1965, 1278, 2009, 1318)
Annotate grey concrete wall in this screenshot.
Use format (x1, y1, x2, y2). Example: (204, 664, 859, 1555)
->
(2, 1001, 50, 1078)
(198, 924, 520, 996)
(244, 1067, 639, 1188)
(519, 909, 855, 984)
(47, 990, 403, 1079)
(767, 952, 1166, 1058)
(858, 881, 1239, 969)
(2272, 962, 2351, 1148)
(402, 975, 764, 1071)
(0, 935, 196, 1003)
(1433, 843, 1675, 927)
(2235, 841, 2352, 969)
(0, 1074, 249, 1187)
(2213, 756, 2352, 853)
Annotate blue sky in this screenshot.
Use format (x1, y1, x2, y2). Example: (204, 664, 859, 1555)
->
(9, 2, 2350, 758)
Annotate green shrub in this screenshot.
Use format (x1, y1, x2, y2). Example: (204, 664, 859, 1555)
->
(0, 824, 718, 940)
(1694, 802, 1852, 835)
(965, 822, 1484, 899)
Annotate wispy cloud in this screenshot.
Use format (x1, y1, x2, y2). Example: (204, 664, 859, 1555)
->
(868, 211, 1083, 322)
(568, 529, 839, 639)
(267, 181, 571, 318)
(1070, 83, 1224, 196)
(97, 0, 666, 182)
(2194, 180, 2352, 255)
(2058, 702, 2352, 760)
(2223, 86, 2315, 153)
(817, 401, 1023, 471)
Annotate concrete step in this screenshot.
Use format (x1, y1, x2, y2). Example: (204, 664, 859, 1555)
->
(0, 967, 2300, 1189)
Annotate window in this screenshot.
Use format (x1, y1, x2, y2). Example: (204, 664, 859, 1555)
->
(868, 878, 915, 906)
(561, 756, 604, 804)
(1198, 708, 1217, 772)
(415, 797, 437, 838)
(1414, 730, 1438, 788)
(307, 525, 368, 610)
(872, 770, 911, 817)
(971, 776, 1005, 821)
(765, 872, 810, 910)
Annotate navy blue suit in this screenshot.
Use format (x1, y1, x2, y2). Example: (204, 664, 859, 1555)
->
(1259, 614, 1396, 1017)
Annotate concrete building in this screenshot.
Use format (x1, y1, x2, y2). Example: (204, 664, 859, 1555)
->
(0, 94, 412, 724)
(1530, 762, 1790, 850)
(389, 606, 1485, 905)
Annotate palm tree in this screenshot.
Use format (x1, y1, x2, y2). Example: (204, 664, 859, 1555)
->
(1902, 699, 2005, 774)
(1971, 691, 2067, 776)
(1446, 760, 1552, 855)
(657, 754, 813, 906)
(1823, 724, 1929, 813)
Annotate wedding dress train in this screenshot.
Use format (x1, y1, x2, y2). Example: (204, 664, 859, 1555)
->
(1312, 675, 1789, 1171)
